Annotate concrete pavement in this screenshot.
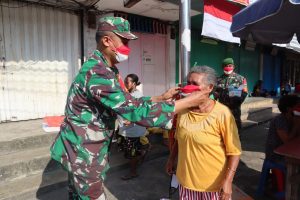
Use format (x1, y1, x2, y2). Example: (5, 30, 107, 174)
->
(0, 97, 280, 200)
(103, 122, 273, 200)
(36, 122, 273, 200)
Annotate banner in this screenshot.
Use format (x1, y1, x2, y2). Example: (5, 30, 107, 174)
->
(202, 0, 241, 44)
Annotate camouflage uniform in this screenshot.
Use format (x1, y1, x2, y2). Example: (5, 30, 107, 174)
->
(50, 17, 175, 200)
(215, 72, 248, 134)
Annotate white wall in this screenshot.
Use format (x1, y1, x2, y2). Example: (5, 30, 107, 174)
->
(0, 1, 80, 122)
(117, 33, 168, 96)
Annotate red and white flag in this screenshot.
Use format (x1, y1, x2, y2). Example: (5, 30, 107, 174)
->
(202, 0, 241, 43)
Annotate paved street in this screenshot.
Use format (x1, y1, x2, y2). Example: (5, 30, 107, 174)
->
(103, 122, 271, 200)
(105, 156, 176, 200)
(34, 122, 272, 200)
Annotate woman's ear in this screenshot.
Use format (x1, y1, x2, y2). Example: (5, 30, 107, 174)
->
(208, 84, 214, 92)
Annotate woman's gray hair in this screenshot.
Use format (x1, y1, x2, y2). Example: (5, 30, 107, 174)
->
(187, 66, 217, 85)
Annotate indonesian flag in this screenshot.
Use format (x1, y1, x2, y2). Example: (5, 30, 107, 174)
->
(202, 0, 242, 44)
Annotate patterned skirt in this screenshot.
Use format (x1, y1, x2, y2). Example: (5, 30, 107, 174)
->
(116, 135, 148, 159)
(179, 185, 222, 200)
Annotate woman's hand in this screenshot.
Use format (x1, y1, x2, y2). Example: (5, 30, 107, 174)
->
(165, 157, 176, 175)
(219, 179, 232, 200)
(219, 156, 239, 200)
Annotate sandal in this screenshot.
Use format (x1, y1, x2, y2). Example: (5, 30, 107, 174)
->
(121, 174, 139, 180)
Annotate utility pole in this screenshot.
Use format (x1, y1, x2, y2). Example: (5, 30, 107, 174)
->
(179, 0, 191, 83)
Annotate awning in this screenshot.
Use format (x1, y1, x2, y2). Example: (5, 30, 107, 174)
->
(230, 0, 300, 44)
(274, 35, 300, 53)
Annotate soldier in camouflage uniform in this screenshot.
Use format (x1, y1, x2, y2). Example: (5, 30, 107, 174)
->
(50, 17, 210, 200)
(214, 58, 248, 136)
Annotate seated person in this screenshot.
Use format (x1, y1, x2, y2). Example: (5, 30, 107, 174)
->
(117, 74, 150, 180)
(265, 95, 300, 165)
(252, 80, 269, 97)
(280, 81, 292, 96)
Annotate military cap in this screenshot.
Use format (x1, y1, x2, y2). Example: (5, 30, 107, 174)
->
(222, 58, 234, 66)
(97, 16, 138, 40)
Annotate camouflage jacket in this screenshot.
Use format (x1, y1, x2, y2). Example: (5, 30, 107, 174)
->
(215, 72, 248, 108)
(50, 50, 175, 180)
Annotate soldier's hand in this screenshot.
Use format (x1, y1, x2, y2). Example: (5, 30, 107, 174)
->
(151, 87, 180, 103)
(123, 120, 131, 126)
(162, 87, 180, 101)
(184, 89, 210, 107)
(174, 89, 210, 113)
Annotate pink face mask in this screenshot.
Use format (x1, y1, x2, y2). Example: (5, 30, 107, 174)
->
(179, 85, 201, 96)
(223, 66, 234, 75)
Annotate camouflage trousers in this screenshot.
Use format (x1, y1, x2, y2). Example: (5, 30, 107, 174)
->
(229, 106, 242, 136)
(68, 166, 106, 200)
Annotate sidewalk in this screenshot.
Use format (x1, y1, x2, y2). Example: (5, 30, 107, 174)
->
(235, 122, 272, 200)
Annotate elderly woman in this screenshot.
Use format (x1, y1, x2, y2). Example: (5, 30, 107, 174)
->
(166, 66, 242, 200)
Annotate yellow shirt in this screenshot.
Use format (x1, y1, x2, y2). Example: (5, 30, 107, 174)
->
(175, 101, 242, 192)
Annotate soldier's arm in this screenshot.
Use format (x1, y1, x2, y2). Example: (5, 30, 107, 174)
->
(86, 65, 210, 129)
(86, 69, 176, 129)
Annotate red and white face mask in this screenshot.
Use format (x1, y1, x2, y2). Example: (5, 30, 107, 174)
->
(115, 45, 130, 63)
(109, 38, 131, 63)
(179, 85, 201, 97)
(223, 65, 234, 75)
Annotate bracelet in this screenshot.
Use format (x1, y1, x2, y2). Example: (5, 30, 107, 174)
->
(227, 168, 236, 173)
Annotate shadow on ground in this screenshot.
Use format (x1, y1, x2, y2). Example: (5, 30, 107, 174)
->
(34, 124, 276, 200)
(104, 156, 174, 200)
(241, 122, 270, 153)
(36, 160, 68, 200)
